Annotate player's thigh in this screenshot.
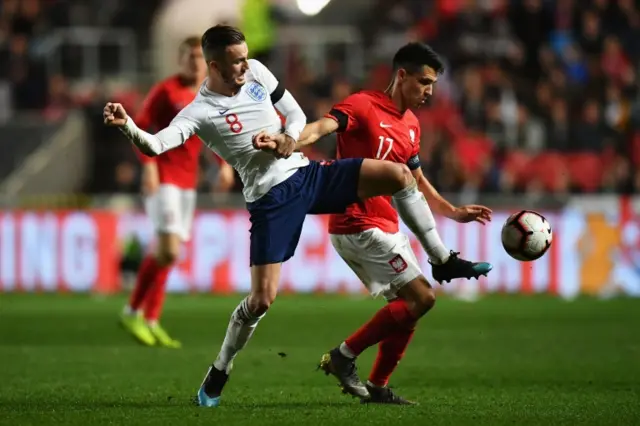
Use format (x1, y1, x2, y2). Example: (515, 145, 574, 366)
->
(330, 229, 422, 300)
(330, 238, 374, 286)
(145, 185, 183, 262)
(307, 159, 362, 214)
(247, 177, 308, 267)
(357, 159, 414, 200)
(179, 189, 197, 241)
(145, 184, 184, 237)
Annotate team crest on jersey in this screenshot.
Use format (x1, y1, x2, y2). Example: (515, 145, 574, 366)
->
(247, 82, 267, 102)
(409, 129, 416, 144)
(388, 255, 408, 273)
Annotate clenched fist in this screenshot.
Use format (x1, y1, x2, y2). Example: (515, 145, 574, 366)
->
(103, 102, 129, 127)
(252, 130, 295, 159)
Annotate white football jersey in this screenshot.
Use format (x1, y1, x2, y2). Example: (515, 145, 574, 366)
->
(165, 59, 309, 202)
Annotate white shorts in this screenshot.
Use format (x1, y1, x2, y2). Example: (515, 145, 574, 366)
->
(144, 184, 196, 241)
(330, 228, 423, 300)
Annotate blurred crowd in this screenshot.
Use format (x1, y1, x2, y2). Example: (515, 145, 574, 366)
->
(298, 0, 640, 195)
(2, 0, 640, 195)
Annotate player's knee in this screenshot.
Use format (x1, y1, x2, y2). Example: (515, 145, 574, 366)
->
(248, 293, 275, 316)
(389, 163, 413, 192)
(409, 289, 436, 318)
(155, 234, 181, 266)
(155, 247, 179, 266)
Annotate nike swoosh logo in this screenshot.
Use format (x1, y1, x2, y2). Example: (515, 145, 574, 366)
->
(380, 122, 392, 128)
(219, 109, 229, 115)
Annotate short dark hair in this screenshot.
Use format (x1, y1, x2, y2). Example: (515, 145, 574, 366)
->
(179, 36, 201, 56)
(201, 25, 245, 62)
(392, 42, 445, 75)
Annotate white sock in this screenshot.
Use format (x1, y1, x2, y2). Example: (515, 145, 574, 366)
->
(393, 182, 450, 265)
(339, 341, 356, 359)
(123, 305, 138, 316)
(212, 297, 264, 374)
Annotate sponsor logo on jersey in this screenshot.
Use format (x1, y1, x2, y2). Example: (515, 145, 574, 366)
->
(247, 82, 267, 103)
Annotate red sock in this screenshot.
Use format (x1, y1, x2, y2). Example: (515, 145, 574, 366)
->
(369, 326, 416, 387)
(143, 265, 171, 322)
(128, 255, 162, 311)
(344, 299, 416, 356)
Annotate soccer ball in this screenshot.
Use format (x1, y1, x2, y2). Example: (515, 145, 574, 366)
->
(501, 211, 553, 261)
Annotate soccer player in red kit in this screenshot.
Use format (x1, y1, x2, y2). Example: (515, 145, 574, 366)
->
(296, 43, 492, 403)
(119, 36, 235, 348)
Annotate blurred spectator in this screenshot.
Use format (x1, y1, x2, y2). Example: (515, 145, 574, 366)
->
(573, 99, 608, 152)
(511, 103, 545, 155)
(578, 10, 604, 57)
(532, 80, 553, 119)
(509, 0, 553, 80)
(601, 35, 632, 85)
(484, 99, 507, 150)
(113, 161, 138, 194)
(546, 98, 572, 152)
(458, 67, 485, 130)
(43, 74, 72, 121)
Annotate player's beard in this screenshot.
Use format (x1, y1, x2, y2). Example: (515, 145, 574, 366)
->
(221, 68, 245, 91)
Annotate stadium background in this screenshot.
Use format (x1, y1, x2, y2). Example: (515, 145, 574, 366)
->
(1, 1, 639, 425)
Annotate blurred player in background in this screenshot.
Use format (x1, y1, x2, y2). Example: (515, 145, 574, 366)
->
(295, 42, 492, 404)
(119, 36, 235, 348)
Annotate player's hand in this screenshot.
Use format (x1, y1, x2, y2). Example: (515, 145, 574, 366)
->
(103, 102, 129, 127)
(252, 130, 277, 152)
(269, 133, 296, 159)
(140, 162, 159, 196)
(452, 205, 493, 225)
(214, 163, 235, 193)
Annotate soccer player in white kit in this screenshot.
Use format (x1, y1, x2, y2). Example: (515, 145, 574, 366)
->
(103, 25, 491, 407)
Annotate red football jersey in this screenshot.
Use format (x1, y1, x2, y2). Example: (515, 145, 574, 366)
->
(135, 75, 202, 189)
(327, 91, 422, 235)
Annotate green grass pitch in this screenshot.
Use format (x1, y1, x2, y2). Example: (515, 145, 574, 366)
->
(1, 293, 639, 425)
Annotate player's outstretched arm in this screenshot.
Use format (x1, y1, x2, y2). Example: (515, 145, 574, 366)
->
(411, 167, 492, 225)
(103, 102, 198, 157)
(295, 117, 339, 150)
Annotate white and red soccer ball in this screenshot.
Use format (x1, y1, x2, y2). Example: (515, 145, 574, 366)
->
(501, 211, 553, 261)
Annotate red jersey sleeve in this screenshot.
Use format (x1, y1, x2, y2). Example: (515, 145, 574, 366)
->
(325, 93, 370, 133)
(133, 83, 169, 163)
(407, 120, 422, 171)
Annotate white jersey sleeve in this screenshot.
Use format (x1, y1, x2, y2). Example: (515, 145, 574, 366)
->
(248, 59, 306, 141)
(121, 102, 206, 156)
(248, 59, 279, 93)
